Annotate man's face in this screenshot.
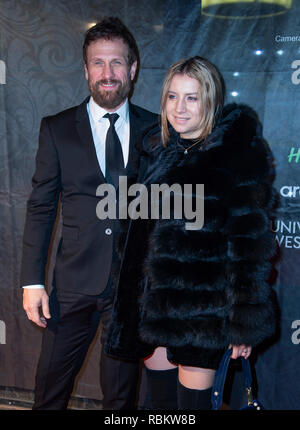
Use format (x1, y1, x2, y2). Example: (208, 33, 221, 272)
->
(85, 38, 137, 111)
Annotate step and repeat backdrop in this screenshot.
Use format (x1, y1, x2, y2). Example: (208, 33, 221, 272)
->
(0, 0, 299, 409)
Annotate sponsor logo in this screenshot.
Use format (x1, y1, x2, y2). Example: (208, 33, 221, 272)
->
(275, 35, 300, 42)
(280, 186, 300, 198)
(272, 219, 300, 248)
(288, 148, 300, 163)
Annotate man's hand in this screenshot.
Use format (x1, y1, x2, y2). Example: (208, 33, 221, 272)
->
(23, 289, 51, 328)
(229, 344, 252, 360)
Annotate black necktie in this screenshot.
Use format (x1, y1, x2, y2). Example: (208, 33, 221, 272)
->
(104, 113, 124, 188)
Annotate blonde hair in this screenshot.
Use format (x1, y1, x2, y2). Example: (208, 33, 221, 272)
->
(160, 56, 225, 146)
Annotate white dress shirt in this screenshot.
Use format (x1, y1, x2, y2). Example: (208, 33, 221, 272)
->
(23, 96, 131, 289)
(88, 96, 130, 174)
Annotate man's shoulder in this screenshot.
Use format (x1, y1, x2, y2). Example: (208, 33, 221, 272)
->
(129, 102, 158, 122)
(43, 97, 88, 124)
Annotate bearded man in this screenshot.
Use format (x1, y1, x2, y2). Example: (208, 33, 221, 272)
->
(21, 17, 157, 410)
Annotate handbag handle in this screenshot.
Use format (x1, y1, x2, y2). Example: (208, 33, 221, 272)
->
(211, 348, 253, 410)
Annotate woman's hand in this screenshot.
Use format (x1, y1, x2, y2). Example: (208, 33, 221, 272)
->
(228, 344, 252, 360)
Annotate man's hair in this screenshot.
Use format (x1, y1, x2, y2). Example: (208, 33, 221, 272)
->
(160, 56, 225, 146)
(83, 16, 139, 66)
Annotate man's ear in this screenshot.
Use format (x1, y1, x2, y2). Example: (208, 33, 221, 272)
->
(130, 60, 138, 81)
(84, 64, 89, 81)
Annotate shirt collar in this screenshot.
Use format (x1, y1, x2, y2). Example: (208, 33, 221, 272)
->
(88, 96, 129, 123)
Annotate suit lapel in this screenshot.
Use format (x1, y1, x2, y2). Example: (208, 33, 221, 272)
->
(126, 103, 147, 184)
(75, 97, 106, 182)
(119, 103, 153, 252)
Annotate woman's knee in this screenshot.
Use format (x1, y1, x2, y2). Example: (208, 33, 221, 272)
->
(178, 365, 215, 390)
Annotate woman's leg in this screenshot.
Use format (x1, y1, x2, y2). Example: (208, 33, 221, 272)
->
(144, 347, 177, 370)
(177, 365, 215, 410)
(144, 347, 178, 410)
(178, 365, 215, 389)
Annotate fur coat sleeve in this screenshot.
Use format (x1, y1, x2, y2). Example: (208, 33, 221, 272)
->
(220, 105, 278, 347)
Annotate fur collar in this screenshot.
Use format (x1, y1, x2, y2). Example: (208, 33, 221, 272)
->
(142, 103, 263, 157)
(141, 103, 264, 187)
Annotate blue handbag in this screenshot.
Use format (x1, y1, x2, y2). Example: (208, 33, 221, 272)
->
(211, 348, 264, 410)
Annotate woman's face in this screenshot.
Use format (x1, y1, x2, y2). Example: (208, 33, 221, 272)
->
(165, 73, 203, 140)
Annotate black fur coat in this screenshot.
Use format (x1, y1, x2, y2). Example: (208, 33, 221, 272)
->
(105, 104, 278, 366)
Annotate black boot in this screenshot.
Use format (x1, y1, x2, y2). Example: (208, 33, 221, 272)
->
(177, 380, 212, 410)
(145, 367, 178, 410)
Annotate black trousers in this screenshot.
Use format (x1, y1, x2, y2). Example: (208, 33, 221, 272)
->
(33, 288, 140, 410)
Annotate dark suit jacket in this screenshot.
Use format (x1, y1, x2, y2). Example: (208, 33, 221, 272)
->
(20, 97, 158, 295)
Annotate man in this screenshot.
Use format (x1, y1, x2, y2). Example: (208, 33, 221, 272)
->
(21, 17, 157, 410)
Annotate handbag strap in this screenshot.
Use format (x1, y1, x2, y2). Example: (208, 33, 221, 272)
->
(211, 348, 253, 410)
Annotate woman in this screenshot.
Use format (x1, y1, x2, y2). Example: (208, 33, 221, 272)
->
(105, 56, 277, 410)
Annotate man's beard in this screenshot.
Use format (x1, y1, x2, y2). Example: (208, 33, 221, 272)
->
(89, 77, 131, 110)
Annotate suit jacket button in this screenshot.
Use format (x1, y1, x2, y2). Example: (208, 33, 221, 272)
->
(105, 228, 112, 235)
